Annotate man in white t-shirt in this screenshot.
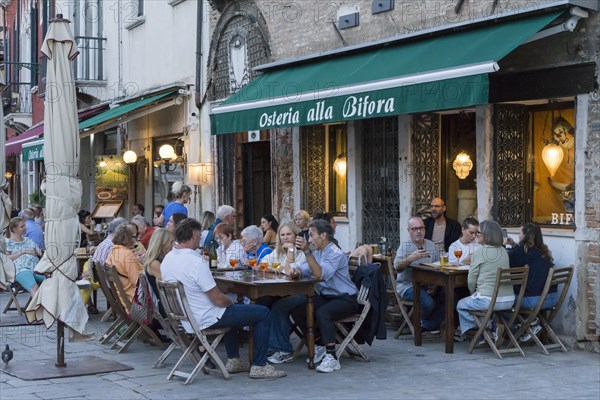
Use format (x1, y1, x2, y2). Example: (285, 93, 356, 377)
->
(160, 218, 286, 379)
(448, 217, 480, 265)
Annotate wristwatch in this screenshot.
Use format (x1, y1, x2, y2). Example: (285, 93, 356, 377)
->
(303, 249, 312, 257)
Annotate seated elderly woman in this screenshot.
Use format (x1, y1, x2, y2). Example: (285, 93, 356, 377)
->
(105, 224, 143, 304)
(4, 217, 44, 296)
(214, 222, 244, 267)
(240, 225, 273, 263)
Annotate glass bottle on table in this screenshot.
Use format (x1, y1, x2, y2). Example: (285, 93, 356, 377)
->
(208, 240, 218, 271)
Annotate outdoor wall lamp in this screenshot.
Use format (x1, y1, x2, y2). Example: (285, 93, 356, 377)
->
(154, 144, 183, 174)
(4, 171, 13, 180)
(123, 150, 138, 165)
(453, 151, 473, 179)
(333, 153, 347, 179)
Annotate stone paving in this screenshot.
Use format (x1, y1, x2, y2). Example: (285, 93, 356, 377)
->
(1, 293, 599, 400)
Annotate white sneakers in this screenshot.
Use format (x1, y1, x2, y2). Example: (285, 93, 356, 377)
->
(305, 345, 326, 364)
(316, 354, 341, 373)
(266, 345, 341, 373)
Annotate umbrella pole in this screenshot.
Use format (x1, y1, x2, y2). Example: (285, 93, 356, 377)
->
(56, 321, 66, 367)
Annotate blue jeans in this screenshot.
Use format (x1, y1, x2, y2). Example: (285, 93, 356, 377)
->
(268, 295, 307, 353)
(499, 291, 559, 324)
(402, 287, 445, 331)
(209, 304, 271, 366)
(521, 292, 558, 310)
(457, 295, 514, 332)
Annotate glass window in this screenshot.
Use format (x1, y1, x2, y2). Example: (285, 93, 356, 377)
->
(531, 106, 575, 227)
(329, 124, 347, 215)
(300, 123, 347, 216)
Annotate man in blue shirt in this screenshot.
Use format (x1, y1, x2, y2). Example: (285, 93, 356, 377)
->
(22, 208, 44, 250)
(289, 219, 358, 373)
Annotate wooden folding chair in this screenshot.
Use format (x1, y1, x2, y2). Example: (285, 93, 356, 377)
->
(156, 280, 230, 384)
(334, 284, 372, 361)
(2, 281, 31, 315)
(92, 261, 129, 345)
(466, 266, 528, 359)
(144, 273, 203, 369)
(383, 258, 414, 337)
(105, 265, 163, 352)
(515, 266, 573, 354)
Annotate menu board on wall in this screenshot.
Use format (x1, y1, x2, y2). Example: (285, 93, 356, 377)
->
(91, 200, 124, 219)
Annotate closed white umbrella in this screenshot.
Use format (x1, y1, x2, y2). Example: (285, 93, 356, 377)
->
(25, 15, 88, 365)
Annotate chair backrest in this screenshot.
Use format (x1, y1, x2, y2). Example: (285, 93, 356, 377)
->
(348, 256, 364, 274)
(156, 280, 211, 335)
(489, 266, 529, 325)
(93, 261, 126, 316)
(356, 284, 371, 307)
(105, 264, 133, 312)
(546, 266, 573, 323)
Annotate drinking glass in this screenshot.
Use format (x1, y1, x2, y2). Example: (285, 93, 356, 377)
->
(440, 251, 449, 267)
(272, 261, 282, 278)
(248, 256, 258, 279)
(229, 258, 238, 270)
(259, 260, 269, 279)
(453, 248, 463, 261)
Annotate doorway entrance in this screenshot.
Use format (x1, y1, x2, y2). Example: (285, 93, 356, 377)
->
(242, 141, 272, 227)
(441, 112, 477, 222)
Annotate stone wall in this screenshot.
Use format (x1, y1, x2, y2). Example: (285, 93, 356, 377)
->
(581, 92, 600, 346)
(270, 128, 295, 222)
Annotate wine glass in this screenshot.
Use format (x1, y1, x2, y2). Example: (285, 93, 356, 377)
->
(248, 256, 258, 279)
(453, 248, 463, 263)
(229, 257, 238, 270)
(272, 261, 282, 279)
(259, 260, 269, 279)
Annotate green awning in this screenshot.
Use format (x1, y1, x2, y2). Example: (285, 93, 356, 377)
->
(79, 90, 177, 131)
(22, 141, 44, 162)
(211, 11, 561, 135)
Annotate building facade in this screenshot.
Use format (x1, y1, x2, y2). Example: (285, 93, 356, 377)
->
(201, 0, 599, 346)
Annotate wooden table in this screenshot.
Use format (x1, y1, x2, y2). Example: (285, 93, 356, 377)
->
(213, 270, 319, 369)
(409, 264, 468, 353)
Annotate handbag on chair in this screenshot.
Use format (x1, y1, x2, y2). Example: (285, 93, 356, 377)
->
(129, 275, 154, 324)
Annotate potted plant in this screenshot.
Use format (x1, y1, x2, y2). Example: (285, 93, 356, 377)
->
(29, 190, 46, 208)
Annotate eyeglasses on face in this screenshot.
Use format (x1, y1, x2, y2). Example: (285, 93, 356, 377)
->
(409, 227, 426, 232)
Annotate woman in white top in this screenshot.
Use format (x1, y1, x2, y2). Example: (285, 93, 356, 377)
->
(449, 217, 480, 265)
(214, 222, 244, 268)
(262, 221, 306, 274)
(260, 221, 307, 365)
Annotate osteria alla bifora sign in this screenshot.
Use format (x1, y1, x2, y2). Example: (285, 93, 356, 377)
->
(258, 96, 395, 128)
(212, 74, 488, 134)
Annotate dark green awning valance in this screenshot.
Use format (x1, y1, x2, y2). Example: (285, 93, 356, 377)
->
(211, 11, 561, 135)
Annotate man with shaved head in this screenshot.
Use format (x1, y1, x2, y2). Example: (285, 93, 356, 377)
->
(424, 197, 462, 253)
(394, 216, 444, 332)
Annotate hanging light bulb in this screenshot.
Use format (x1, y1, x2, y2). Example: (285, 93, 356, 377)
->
(452, 152, 473, 179)
(98, 157, 107, 168)
(541, 143, 564, 178)
(333, 154, 347, 179)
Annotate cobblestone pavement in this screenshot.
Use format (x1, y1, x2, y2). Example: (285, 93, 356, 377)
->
(1, 293, 599, 400)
